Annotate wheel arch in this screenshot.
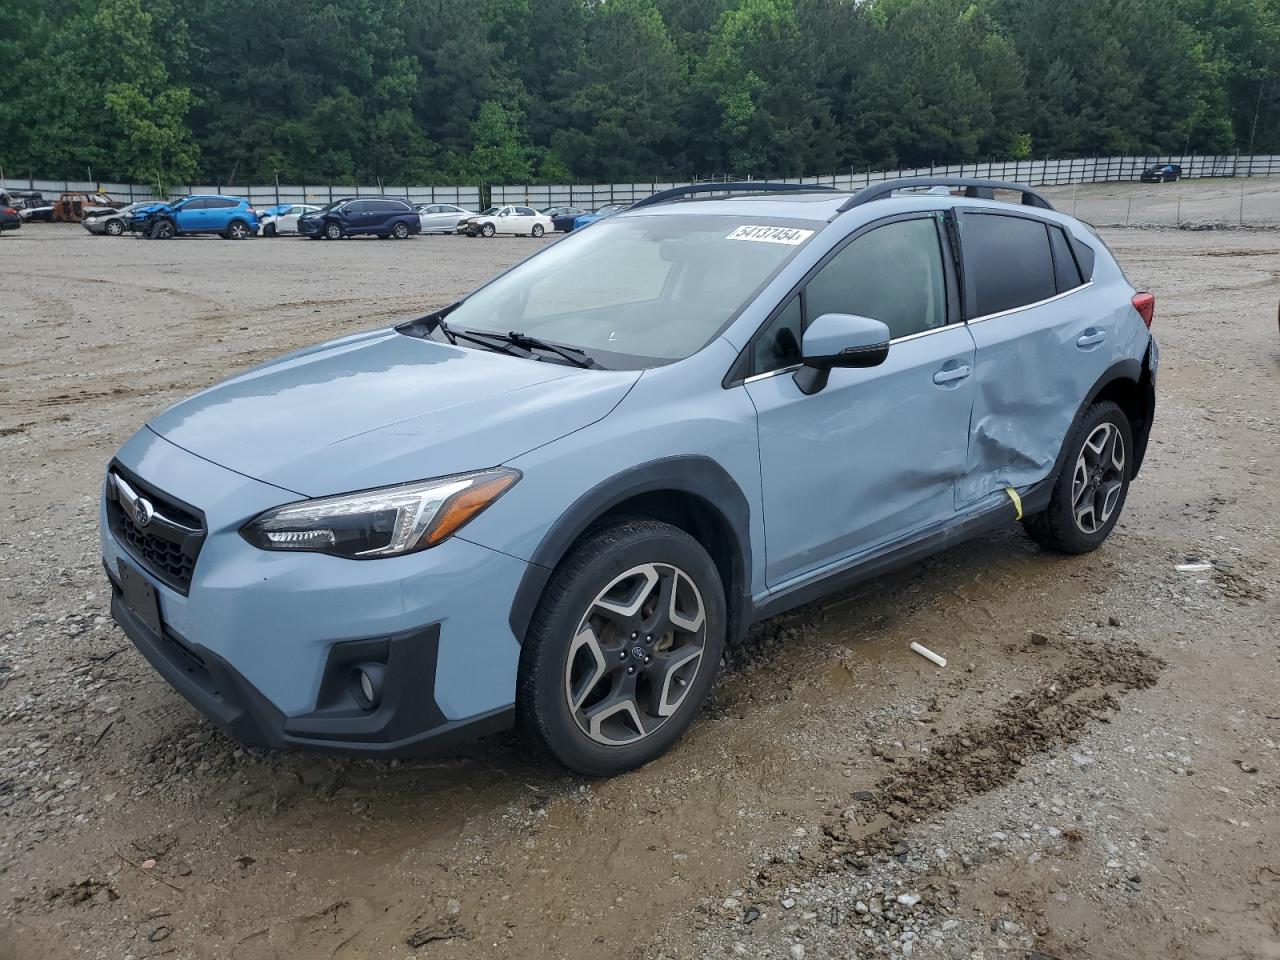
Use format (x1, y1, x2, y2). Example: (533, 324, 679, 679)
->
(1054, 354, 1155, 479)
(507, 456, 753, 652)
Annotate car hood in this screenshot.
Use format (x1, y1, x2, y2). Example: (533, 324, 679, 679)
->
(146, 329, 640, 497)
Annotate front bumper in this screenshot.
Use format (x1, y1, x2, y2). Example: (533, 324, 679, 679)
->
(101, 427, 529, 756)
(106, 565, 513, 755)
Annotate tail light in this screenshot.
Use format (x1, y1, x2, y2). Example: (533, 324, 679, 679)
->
(1131, 292, 1155, 328)
(1, 207, 14, 215)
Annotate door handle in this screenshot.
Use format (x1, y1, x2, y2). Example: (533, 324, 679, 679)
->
(1077, 329, 1107, 348)
(933, 364, 972, 385)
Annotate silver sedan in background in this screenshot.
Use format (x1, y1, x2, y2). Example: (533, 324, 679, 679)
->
(82, 203, 144, 236)
(416, 203, 475, 234)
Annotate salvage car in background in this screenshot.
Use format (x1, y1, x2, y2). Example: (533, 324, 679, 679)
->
(457, 205, 553, 238)
(298, 197, 421, 240)
(543, 206, 587, 232)
(259, 203, 321, 237)
(1140, 163, 1183, 183)
(416, 203, 475, 234)
(51, 192, 120, 222)
(0, 205, 21, 231)
(129, 195, 259, 239)
(82, 202, 145, 236)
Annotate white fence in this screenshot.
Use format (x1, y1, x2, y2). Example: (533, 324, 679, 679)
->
(3, 154, 1278, 211)
(492, 154, 1280, 206)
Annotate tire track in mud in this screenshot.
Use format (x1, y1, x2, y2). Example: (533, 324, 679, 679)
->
(767, 640, 1164, 878)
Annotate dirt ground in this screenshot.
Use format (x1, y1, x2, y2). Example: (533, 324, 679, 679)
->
(0, 182, 1277, 960)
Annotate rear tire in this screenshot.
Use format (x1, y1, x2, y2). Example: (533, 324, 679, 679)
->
(392, 221, 410, 239)
(225, 219, 250, 240)
(531, 223, 545, 238)
(1024, 401, 1133, 555)
(518, 519, 726, 777)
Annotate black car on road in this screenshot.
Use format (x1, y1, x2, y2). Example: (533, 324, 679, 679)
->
(298, 197, 421, 240)
(0, 205, 21, 232)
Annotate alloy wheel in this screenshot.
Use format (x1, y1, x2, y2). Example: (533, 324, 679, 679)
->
(1071, 422, 1125, 534)
(229, 221, 249, 239)
(564, 563, 708, 746)
(393, 222, 409, 239)
(106, 220, 123, 236)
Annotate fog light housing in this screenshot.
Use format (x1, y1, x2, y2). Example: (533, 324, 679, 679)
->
(351, 663, 385, 710)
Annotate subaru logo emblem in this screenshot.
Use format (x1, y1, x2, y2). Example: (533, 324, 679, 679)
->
(134, 497, 155, 528)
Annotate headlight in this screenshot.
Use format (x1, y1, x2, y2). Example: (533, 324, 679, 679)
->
(241, 467, 520, 559)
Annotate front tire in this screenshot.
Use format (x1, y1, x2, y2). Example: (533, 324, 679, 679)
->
(105, 219, 124, 237)
(1024, 400, 1133, 554)
(481, 223, 496, 238)
(150, 219, 176, 240)
(518, 519, 726, 777)
(263, 222, 277, 238)
(324, 222, 343, 241)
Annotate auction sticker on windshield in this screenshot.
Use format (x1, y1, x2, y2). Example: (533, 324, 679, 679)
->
(725, 225, 814, 245)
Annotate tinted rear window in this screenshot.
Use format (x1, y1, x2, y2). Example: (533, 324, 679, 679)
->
(1048, 225, 1084, 292)
(961, 213, 1056, 317)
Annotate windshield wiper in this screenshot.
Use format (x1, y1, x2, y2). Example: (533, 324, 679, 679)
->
(434, 318, 529, 358)
(467, 330, 602, 369)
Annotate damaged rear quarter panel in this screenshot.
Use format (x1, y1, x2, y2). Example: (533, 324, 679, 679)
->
(958, 273, 1147, 507)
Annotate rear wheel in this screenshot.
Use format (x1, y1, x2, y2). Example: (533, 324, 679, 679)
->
(531, 223, 545, 238)
(518, 519, 725, 777)
(1024, 401, 1133, 554)
(225, 219, 250, 240)
(392, 221, 410, 239)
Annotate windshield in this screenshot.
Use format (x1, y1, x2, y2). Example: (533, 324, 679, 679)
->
(443, 213, 818, 368)
(480, 207, 499, 216)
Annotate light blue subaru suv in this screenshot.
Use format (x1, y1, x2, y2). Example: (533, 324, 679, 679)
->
(102, 178, 1157, 776)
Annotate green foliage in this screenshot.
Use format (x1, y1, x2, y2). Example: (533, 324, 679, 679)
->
(0, 0, 1274, 185)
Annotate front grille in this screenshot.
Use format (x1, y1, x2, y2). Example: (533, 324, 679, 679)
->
(105, 467, 206, 595)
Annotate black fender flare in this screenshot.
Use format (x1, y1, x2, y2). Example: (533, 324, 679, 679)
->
(507, 455, 753, 649)
(1050, 353, 1155, 481)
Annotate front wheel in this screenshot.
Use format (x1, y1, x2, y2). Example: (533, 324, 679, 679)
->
(324, 222, 343, 241)
(518, 519, 726, 777)
(150, 219, 176, 240)
(1024, 400, 1133, 554)
(105, 219, 124, 237)
(531, 223, 545, 238)
(481, 223, 496, 238)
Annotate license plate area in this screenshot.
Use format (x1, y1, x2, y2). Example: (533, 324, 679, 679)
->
(118, 558, 163, 638)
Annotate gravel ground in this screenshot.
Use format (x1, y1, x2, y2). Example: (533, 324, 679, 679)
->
(0, 182, 1277, 960)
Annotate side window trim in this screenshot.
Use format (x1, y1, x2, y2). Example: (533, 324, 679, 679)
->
(728, 210, 960, 386)
(955, 209, 1091, 322)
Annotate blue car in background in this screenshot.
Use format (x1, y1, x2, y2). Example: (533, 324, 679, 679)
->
(571, 202, 627, 230)
(101, 178, 1157, 777)
(129, 195, 259, 239)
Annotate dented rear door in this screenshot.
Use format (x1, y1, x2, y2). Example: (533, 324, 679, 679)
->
(956, 211, 1119, 508)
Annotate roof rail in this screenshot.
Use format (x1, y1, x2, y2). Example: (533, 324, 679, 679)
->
(629, 181, 837, 211)
(836, 176, 1054, 214)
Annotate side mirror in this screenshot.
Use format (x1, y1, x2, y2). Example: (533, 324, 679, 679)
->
(794, 313, 891, 395)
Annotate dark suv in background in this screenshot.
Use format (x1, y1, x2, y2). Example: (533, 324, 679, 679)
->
(298, 197, 421, 240)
